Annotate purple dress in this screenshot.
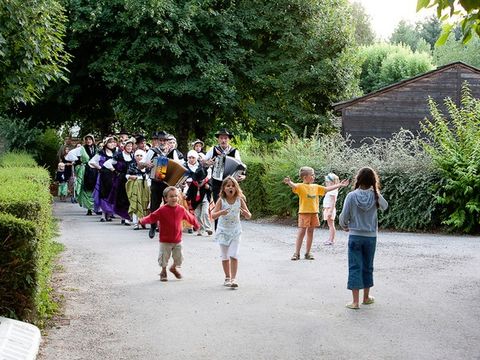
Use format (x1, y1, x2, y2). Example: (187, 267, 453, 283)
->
(93, 150, 115, 216)
(108, 151, 134, 220)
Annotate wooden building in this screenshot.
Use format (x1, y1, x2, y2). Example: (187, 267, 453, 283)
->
(333, 62, 480, 145)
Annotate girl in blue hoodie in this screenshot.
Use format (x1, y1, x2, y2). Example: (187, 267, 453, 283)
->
(339, 167, 388, 310)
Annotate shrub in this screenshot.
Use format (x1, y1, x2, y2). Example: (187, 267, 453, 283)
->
(421, 84, 480, 233)
(0, 157, 60, 325)
(0, 151, 38, 168)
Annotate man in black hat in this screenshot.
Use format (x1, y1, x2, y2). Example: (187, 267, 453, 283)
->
(135, 134, 147, 152)
(141, 130, 170, 238)
(205, 128, 244, 205)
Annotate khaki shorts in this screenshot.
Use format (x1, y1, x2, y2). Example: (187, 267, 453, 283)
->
(323, 207, 336, 221)
(158, 242, 183, 268)
(298, 213, 320, 228)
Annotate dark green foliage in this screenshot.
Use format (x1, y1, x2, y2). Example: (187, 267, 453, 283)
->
(379, 170, 443, 230)
(34, 129, 62, 177)
(421, 84, 480, 233)
(0, 0, 70, 109)
(241, 158, 268, 218)
(0, 213, 38, 320)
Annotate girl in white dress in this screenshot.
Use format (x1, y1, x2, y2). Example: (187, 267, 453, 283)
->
(211, 176, 251, 288)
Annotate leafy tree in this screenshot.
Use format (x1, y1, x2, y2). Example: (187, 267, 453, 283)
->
(433, 32, 480, 68)
(359, 43, 434, 94)
(233, 0, 361, 138)
(20, 0, 361, 145)
(416, 15, 442, 49)
(350, 2, 376, 46)
(0, 0, 70, 110)
(417, 0, 480, 44)
(390, 20, 421, 51)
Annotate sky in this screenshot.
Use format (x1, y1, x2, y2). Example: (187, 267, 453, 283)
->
(352, 0, 436, 40)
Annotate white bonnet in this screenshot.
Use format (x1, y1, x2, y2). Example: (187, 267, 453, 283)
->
(187, 150, 199, 159)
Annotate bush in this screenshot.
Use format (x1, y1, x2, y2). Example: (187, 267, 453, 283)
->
(421, 84, 480, 233)
(0, 156, 61, 325)
(0, 151, 38, 168)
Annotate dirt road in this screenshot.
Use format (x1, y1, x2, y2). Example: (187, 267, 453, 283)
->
(39, 201, 480, 360)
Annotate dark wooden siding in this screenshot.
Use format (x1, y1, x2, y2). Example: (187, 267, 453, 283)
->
(339, 65, 480, 146)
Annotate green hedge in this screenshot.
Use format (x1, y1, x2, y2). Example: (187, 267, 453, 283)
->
(242, 157, 268, 218)
(0, 155, 60, 325)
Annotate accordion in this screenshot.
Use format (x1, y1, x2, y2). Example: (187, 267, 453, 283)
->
(150, 156, 189, 187)
(212, 155, 246, 182)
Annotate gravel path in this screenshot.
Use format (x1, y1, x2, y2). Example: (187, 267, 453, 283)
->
(38, 201, 480, 360)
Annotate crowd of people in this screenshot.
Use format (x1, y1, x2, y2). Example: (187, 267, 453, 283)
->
(55, 129, 388, 307)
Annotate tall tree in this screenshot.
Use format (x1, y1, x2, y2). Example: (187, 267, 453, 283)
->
(416, 15, 442, 49)
(390, 20, 421, 51)
(0, 0, 70, 110)
(21, 0, 361, 145)
(350, 2, 376, 46)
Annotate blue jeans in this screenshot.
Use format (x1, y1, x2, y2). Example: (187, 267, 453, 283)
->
(347, 235, 376, 290)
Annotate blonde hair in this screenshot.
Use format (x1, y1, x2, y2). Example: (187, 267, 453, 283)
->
(220, 176, 245, 200)
(163, 186, 178, 199)
(58, 162, 65, 171)
(325, 172, 339, 185)
(299, 166, 314, 179)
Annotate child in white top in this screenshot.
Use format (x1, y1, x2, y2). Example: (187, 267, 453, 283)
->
(211, 176, 251, 288)
(323, 173, 340, 245)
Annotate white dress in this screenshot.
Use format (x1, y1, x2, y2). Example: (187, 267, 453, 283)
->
(215, 198, 241, 246)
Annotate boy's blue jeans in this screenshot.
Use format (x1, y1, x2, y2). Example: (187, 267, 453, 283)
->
(347, 235, 376, 290)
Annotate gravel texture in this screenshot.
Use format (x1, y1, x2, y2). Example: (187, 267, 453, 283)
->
(38, 201, 480, 360)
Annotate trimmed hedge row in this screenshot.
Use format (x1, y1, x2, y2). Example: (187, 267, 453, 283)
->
(0, 152, 59, 325)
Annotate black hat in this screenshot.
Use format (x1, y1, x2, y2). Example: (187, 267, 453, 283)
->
(117, 129, 130, 136)
(135, 134, 146, 143)
(215, 128, 234, 139)
(156, 130, 169, 140)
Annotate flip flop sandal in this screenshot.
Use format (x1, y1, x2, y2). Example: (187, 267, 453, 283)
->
(304, 253, 315, 260)
(362, 297, 375, 305)
(346, 303, 360, 310)
(291, 253, 300, 261)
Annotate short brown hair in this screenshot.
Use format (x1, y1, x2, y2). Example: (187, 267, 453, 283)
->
(163, 186, 178, 198)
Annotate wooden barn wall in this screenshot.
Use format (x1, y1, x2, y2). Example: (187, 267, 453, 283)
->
(341, 67, 480, 146)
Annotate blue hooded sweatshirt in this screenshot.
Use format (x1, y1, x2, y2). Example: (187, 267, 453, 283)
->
(339, 188, 388, 237)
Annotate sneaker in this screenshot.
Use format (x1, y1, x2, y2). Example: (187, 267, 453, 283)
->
(133, 224, 140, 230)
(223, 278, 232, 287)
(124, 219, 131, 226)
(304, 253, 315, 260)
(149, 226, 156, 239)
(230, 279, 238, 288)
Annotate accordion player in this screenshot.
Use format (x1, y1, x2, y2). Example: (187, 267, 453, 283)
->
(150, 156, 189, 187)
(212, 155, 247, 182)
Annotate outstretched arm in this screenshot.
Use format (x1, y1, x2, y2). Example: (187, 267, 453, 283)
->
(325, 179, 349, 192)
(283, 176, 298, 189)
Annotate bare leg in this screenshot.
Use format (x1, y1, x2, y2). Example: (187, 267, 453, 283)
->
(295, 228, 306, 255)
(230, 257, 238, 280)
(305, 227, 314, 254)
(351, 289, 360, 307)
(222, 260, 230, 279)
(327, 218, 336, 242)
(363, 287, 371, 302)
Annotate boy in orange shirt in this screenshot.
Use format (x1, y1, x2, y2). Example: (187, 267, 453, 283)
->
(284, 166, 349, 260)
